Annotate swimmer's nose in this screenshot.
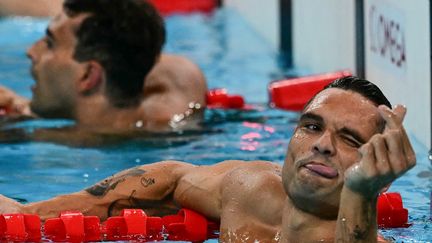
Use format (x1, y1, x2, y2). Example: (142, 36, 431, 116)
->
(26, 42, 38, 63)
(26, 47, 34, 62)
(312, 130, 336, 156)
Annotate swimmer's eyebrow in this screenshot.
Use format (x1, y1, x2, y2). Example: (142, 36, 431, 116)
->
(299, 112, 323, 124)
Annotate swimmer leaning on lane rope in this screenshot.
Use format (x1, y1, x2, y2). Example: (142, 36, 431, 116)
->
(0, 76, 415, 242)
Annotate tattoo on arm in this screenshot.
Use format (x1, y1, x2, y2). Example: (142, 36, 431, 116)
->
(107, 189, 180, 217)
(141, 177, 155, 187)
(85, 167, 146, 197)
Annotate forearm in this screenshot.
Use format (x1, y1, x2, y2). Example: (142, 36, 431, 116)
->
(22, 162, 188, 221)
(22, 191, 110, 221)
(335, 186, 378, 243)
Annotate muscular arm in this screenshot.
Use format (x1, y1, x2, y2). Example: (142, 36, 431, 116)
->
(1, 161, 193, 221)
(335, 105, 416, 243)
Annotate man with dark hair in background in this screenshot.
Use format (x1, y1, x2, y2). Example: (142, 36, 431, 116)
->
(0, 0, 207, 136)
(0, 77, 415, 242)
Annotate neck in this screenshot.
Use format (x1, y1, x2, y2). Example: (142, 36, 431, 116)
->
(74, 94, 144, 133)
(280, 197, 336, 243)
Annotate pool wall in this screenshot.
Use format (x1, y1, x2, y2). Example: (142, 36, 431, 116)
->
(226, 0, 432, 152)
(364, 0, 431, 153)
(224, 0, 280, 48)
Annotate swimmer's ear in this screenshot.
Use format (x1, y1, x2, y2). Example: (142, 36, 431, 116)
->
(78, 61, 103, 94)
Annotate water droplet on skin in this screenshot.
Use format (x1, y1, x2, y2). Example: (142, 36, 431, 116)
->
(135, 120, 143, 128)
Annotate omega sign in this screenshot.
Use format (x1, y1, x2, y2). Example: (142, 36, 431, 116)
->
(368, 3, 406, 71)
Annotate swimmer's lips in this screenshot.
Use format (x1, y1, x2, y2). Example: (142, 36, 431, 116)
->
(302, 162, 339, 179)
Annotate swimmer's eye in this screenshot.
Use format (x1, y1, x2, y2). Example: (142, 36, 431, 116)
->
(342, 136, 362, 148)
(303, 123, 321, 131)
(43, 37, 54, 49)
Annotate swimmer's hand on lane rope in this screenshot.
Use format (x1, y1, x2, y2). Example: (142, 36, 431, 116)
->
(345, 105, 416, 198)
(0, 86, 32, 117)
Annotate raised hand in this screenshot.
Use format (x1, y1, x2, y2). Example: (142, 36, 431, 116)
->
(0, 86, 32, 116)
(344, 105, 416, 198)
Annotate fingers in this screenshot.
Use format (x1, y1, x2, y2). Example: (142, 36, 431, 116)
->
(378, 104, 406, 130)
(354, 129, 415, 195)
(378, 104, 416, 166)
(358, 143, 377, 176)
(371, 135, 391, 175)
(0, 87, 31, 116)
(347, 104, 416, 196)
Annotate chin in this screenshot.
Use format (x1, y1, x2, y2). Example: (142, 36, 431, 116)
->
(287, 180, 340, 219)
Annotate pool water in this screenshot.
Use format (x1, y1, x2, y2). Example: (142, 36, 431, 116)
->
(0, 8, 431, 242)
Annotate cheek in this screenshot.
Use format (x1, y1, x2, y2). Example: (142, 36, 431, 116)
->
(282, 136, 306, 189)
(289, 130, 312, 158)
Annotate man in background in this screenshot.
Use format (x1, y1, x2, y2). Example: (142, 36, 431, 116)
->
(0, 0, 207, 136)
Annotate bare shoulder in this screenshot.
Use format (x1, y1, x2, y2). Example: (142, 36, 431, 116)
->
(0, 0, 62, 17)
(140, 54, 207, 129)
(143, 54, 207, 103)
(222, 160, 283, 195)
(221, 161, 285, 222)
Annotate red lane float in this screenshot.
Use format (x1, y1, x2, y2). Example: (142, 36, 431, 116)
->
(162, 208, 219, 241)
(0, 208, 219, 242)
(206, 88, 246, 109)
(0, 194, 409, 242)
(377, 192, 410, 228)
(149, 0, 217, 16)
(44, 211, 101, 242)
(268, 70, 352, 111)
(104, 209, 163, 241)
(0, 214, 41, 242)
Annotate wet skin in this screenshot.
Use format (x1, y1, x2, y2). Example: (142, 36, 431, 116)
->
(27, 12, 86, 119)
(283, 88, 382, 218)
(0, 87, 416, 242)
(0, 9, 208, 142)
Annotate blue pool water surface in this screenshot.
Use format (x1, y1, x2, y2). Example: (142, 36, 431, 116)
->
(0, 8, 431, 242)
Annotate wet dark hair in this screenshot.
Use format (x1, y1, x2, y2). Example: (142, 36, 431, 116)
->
(63, 0, 165, 107)
(323, 76, 392, 108)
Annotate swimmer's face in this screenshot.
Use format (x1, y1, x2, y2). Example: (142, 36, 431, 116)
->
(282, 88, 382, 219)
(27, 12, 87, 118)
